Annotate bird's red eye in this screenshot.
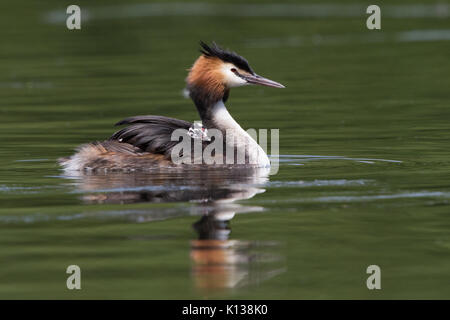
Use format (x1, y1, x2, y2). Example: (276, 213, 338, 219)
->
(230, 68, 237, 73)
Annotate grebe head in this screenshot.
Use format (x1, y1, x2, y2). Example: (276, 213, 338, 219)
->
(186, 42, 284, 120)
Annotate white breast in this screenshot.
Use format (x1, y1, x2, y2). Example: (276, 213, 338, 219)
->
(210, 101, 270, 167)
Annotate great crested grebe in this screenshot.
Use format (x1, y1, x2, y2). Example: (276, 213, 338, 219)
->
(59, 42, 284, 171)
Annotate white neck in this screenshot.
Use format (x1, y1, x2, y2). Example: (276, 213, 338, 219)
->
(209, 101, 270, 167)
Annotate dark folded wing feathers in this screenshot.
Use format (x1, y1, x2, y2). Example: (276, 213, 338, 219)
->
(109, 115, 193, 157)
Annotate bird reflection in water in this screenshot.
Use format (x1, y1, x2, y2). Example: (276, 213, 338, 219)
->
(66, 167, 285, 292)
(191, 208, 285, 293)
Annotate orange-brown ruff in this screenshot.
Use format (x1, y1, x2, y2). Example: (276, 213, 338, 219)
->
(59, 42, 284, 171)
(186, 55, 253, 104)
(187, 55, 227, 103)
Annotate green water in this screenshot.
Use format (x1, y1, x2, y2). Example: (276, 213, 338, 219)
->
(1, 0, 450, 299)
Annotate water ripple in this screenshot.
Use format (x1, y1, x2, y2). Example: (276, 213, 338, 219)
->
(273, 191, 450, 204)
(267, 179, 372, 188)
(273, 154, 401, 164)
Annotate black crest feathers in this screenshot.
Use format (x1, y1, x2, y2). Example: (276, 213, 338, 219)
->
(199, 41, 254, 74)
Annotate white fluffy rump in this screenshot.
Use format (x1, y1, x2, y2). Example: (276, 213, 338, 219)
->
(58, 143, 105, 171)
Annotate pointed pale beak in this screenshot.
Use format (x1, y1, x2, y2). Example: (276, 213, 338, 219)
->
(244, 74, 285, 88)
